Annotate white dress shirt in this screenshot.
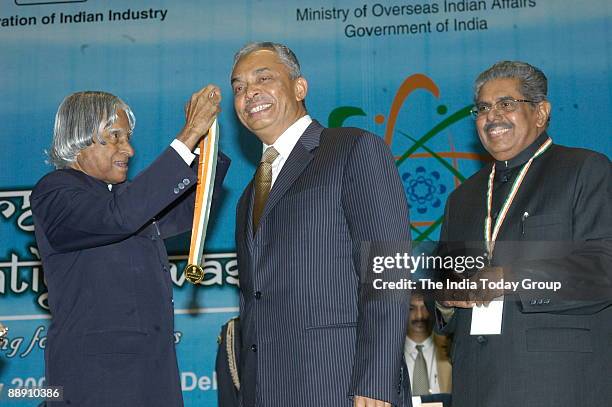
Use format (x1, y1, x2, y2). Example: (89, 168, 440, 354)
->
(170, 138, 199, 165)
(262, 115, 312, 187)
(404, 335, 440, 394)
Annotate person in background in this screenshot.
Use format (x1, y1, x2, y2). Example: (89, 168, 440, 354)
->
(404, 293, 451, 397)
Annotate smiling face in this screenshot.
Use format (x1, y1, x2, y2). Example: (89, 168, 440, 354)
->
(231, 49, 308, 145)
(72, 109, 134, 184)
(476, 78, 550, 161)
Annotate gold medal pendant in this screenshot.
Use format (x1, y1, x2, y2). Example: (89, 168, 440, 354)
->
(184, 264, 205, 285)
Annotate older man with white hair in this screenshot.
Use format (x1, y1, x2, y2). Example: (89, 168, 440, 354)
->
(31, 87, 230, 406)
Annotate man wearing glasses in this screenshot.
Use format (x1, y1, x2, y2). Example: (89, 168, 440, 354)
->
(435, 61, 611, 406)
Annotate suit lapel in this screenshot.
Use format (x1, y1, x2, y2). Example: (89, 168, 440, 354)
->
(237, 180, 255, 252)
(258, 120, 323, 226)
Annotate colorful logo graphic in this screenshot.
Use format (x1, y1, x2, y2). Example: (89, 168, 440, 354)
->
(327, 74, 489, 242)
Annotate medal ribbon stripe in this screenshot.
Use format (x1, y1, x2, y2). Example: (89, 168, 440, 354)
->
(485, 137, 552, 258)
(185, 119, 219, 284)
(485, 168, 495, 257)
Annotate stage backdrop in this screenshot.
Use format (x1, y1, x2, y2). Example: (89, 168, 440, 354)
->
(0, 0, 610, 405)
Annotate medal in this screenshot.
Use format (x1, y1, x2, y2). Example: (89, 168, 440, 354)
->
(184, 264, 205, 285)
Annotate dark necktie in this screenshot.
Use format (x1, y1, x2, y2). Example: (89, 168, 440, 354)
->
(412, 344, 430, 396)
(253, 146, 279, 232)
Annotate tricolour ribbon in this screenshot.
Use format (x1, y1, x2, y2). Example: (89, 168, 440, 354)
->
(484, 137, 552, 260)
(184, 119, 219, 284)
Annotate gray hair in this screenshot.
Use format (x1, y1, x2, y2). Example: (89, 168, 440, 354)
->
(48, 91, 135, 169)
(474, 61, 548, 104)
(232, 41, 302, 79)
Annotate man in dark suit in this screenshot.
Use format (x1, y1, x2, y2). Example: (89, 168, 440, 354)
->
(404, 293, 451, 397)
(436, 61, 612, 407)
(230, 42, 413, 407)
(31, 87, 230, 406)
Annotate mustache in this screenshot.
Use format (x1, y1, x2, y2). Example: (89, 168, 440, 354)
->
(245, 96, 273, 111)
(484, 122, 513, 133)
(410, 319, 429, 325)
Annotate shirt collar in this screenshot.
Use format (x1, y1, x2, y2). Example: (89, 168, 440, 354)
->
(406, 335, 434, 352)
(263, 115, 312, 160)
(494, 131, 550, 170)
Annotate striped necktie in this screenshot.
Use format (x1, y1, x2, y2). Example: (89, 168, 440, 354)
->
(252, 146, 279, 232)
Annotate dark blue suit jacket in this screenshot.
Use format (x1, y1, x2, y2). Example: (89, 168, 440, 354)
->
(31, 147, 229, 406)
(236, 121, 412, 406)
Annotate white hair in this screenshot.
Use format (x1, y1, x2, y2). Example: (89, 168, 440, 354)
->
(48, 91, 135, 169)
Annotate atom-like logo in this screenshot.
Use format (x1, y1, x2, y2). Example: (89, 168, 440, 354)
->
(402, 167, 447, 214)
(328, 73, 489, 242)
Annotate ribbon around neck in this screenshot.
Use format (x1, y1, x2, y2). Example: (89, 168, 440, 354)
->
(484, 137, 552, 260)
(184, 119, 219, 285)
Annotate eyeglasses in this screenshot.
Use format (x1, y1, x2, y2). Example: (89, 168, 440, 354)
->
(470, 98, 536, 119)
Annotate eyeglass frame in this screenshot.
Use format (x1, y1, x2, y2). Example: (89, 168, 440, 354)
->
(470, 98, 537, 119)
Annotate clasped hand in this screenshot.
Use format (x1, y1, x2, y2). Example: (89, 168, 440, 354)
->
(177, 84, 222, 151)
(354, 395, 391, 407)
(441, 266, 506, 308)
